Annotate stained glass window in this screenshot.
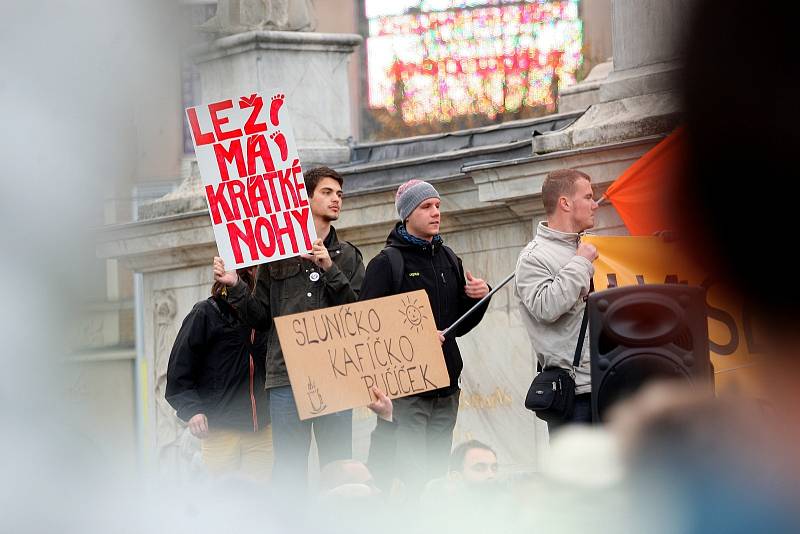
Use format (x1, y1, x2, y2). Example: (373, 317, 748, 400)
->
(365, 0, 583, 126)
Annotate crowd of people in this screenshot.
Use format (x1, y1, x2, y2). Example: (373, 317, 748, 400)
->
(161, 0, 800, 529)
(167, 166, 494, 494)
(164, 158, 800, 533)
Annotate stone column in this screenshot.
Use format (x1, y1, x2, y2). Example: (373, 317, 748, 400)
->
(193, 30, 362, 167)
(537, 0, 687, 153)
(600, 0, 690, 102)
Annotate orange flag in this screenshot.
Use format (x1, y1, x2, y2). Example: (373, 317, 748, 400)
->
(602, 127, 685, 235)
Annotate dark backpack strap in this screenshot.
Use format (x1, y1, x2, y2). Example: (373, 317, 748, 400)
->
(572, 279, 595, 368)
(343, 240, 364, 263)
(382, 246, 404, 293)
(441, 245, 461, 280)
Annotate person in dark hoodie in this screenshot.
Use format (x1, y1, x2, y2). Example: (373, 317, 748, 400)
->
(359, 179, 491, 494)
(166, 266, 272, 481)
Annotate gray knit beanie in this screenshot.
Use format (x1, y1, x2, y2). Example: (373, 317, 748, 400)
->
(395, 179, 440, 221)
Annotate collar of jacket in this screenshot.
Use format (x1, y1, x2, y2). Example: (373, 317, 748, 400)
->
(323, 225, 341, 252)
(537, 221, 585, 247)
(387, 222, 443, 254)
(211, 295, 239, 324)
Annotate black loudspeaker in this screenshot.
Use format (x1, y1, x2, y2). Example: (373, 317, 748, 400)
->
(588, 284, 712, 422)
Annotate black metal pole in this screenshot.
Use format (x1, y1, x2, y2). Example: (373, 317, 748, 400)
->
(441, 271, 515, 338)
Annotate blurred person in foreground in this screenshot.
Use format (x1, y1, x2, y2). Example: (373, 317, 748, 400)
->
(308, 389, 397, 534)
(607, 0, 800, 529)
(166, 266, 273, 481)
(679, 0, 800, 486)
(421, 440, 500, 500)
(608, 382, 799, 533)
(447, 440, 499, 489)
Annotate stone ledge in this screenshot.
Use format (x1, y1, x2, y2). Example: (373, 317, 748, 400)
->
(533, 91, 680, 154)
(599, 59, 682, 103)
(191, 30, 362, 61)
(465, 136, 663, 218)
(558, 60, 613, 113)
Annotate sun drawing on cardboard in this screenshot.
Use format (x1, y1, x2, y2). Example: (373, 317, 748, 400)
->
(399, 295, 427, 333)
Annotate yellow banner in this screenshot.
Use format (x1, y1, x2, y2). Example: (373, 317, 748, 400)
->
(582, 236, 766, 396)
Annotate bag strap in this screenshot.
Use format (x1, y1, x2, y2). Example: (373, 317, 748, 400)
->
(441, 245, 461, 280)
(572, 305, 589, 368)
(572, 279, 594, 368)
(382, 246, 404, 293)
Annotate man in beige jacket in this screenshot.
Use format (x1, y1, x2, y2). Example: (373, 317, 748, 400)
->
(514, 169, 599, 432)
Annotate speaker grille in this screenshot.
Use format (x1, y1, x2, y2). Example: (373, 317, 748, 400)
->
(589, 285, 711, 423)
(595, 352, 692, 420)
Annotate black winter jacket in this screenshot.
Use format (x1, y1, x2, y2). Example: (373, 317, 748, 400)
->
(359, 223, 490, 396)
(166, 296, 269, 432)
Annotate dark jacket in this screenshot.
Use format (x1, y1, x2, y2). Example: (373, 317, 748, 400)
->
(359, 223, 490, 396)
(165, 296, 269, 432)
(226, 226, 365, 388)
(367, 417, 398, 491)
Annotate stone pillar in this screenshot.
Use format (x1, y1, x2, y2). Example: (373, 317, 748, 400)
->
(536, 0, 686, 153)
(600, 0, 690, 102)
(192, 30, 361, 167)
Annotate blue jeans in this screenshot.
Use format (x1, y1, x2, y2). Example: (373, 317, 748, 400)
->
(268, 386, 352, 492)
(546, 393, 593, 434)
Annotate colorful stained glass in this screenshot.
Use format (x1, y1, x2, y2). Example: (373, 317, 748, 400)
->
(365, 1, 583, 125)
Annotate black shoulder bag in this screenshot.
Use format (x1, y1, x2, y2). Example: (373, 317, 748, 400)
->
(524, 303, 590, 424)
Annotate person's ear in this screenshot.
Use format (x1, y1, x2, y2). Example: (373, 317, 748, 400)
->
(559, 196, 570, 212)
(447, 470, 462, 482)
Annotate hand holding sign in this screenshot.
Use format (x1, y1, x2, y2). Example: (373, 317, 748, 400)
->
(300, 238, 333, 271)
(367, 386, 393, 422)
(213, 256, 239, 286)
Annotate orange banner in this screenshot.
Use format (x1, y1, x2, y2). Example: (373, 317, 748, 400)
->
(603, 127, 685, 236)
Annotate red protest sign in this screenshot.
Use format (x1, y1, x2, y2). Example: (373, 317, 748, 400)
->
(186, 92, 316, 269)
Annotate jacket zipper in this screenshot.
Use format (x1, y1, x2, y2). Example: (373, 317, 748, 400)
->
(249, 329, 258, 432)
(430, 246, 442, 322)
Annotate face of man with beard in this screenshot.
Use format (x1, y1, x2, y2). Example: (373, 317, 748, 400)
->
(309, 176, 343, 222)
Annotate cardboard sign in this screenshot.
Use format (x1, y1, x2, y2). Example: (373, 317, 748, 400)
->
(582, 235, 766, 397)
(274, 290, 450, 420)
(185, 92, 316, 269)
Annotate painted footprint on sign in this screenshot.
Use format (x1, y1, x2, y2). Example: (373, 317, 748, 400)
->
(270, 130, 288, 161)
(399, 295, 427, 334)
(307, 377, 327, 415)
(270, 93, 285, 126)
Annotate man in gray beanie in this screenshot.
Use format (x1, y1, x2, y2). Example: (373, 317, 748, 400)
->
(359, 179, 491, 495)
